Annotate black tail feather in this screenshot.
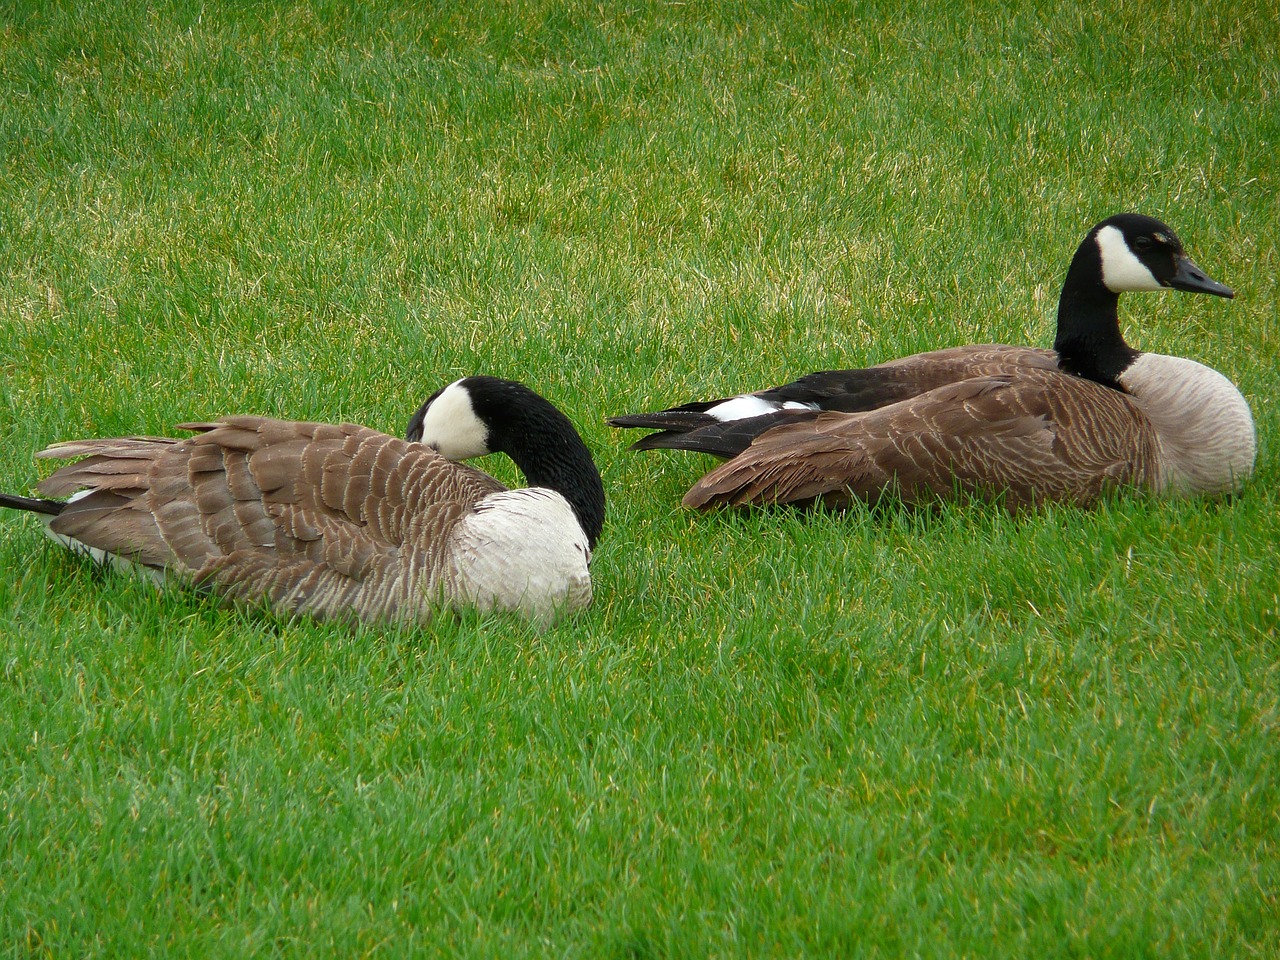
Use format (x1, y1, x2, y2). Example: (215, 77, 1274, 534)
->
(626, 409, 824, 459)
(607, 410, 721, 433)
(627, 429, 739, 456)
(0, 492, 63, 517)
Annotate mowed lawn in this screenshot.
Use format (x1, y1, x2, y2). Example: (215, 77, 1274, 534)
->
(1, 1, 1276, 956)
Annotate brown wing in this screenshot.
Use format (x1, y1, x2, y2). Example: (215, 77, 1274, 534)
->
(37, 418, 506, 620)
(683, 371, 1160, 511)
(612, 345, 1064, 456)
(874, 343, 1059, 376)
(760, 345, 1062, 411)
(36, 436, 188, 568)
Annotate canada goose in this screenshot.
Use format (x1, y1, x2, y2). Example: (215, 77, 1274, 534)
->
(0, 377, 606, 625)
(610, 213, 1255, 510)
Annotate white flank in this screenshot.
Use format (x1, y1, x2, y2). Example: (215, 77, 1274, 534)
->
(1096, 225, 1163, 292)
(416, 379, 491, 460)
(707, 395, 816, 422)
(445, 488, 592, 625)
(1120, 353, 1257, 495)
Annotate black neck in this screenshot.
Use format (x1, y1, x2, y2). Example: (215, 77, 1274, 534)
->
(489, 400, 606, 550)
(1053, 234, 1140, 387)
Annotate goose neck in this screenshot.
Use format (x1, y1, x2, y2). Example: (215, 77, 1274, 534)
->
(495, 411, 606, 550)
(1053, 247, 1138, 385)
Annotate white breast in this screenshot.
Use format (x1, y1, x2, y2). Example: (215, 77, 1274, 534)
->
(442, 488, 592, 625)
(1120, 353, 1256, 495)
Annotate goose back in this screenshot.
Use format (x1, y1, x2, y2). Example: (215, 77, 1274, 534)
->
(25, 415, 590, 624)
(683, 368, 1163, 511)
(616, 345, 1062, 459)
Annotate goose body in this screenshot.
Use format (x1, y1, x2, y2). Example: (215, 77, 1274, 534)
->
(611, 214, 1255, 510)
(0, 377, 605, 625)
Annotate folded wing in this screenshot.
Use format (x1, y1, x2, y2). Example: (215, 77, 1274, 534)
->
(36, 418, 505, 621)
(683, 371, 1159, 511)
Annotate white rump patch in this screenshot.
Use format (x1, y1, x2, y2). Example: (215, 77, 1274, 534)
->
(416, 379, 491, 461)
(1096, 225, 1163, 292)
(707, 395, 817, 422)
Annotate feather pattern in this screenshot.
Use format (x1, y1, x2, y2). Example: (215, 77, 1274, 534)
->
(35, 421, 503, 620)
(683, 370, 1160, 510)
(3, 379, 605, 626)
(613, 214, 1253, 510)
(618, 345, 1062, 458)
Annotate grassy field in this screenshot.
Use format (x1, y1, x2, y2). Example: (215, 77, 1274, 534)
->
(1, 1, 1277, 956)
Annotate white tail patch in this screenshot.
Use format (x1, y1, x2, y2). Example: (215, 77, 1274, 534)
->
(40, 525, 166, 586)
(33, 490, 165, 585)
(708, 395, 817, 422)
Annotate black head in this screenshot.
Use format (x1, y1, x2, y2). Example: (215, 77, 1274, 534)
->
(1090, 213, 1234, 298)
(406, 376, 606, 548)
(1055, 213, 1235, 384)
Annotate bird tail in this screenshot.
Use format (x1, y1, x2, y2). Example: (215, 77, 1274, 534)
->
(611, 409, 824, 459)
(0, 492, 64, 517)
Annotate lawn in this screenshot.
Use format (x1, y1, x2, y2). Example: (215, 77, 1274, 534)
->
(0, 1, 1276, 956)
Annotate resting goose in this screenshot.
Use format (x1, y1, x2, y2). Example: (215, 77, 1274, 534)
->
(610, 213, 1255, 510)
(0, 377, 606, 625)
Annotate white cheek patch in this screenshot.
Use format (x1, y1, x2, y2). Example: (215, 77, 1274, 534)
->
(1097, 225, 1163, 292)
(417, 379, 491, 460)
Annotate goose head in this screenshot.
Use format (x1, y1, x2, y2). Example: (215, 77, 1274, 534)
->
(1094, 213, 1234, 298)
(407, 377, 607, 549)
(1054, 213, 1234, 384)
(407, 377, 494, 460)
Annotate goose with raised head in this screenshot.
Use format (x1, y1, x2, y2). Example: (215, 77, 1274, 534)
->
(610, 214, 1254, 510)
(0, 376, 606, 625)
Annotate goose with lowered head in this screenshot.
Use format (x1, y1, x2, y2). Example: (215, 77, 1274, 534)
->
(0, 376, 606, 625)
(610, 213, 1254, 510)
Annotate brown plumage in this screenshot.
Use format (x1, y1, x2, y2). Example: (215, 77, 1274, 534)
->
(31, 419, 505, 621)
(3, 378, 607, 625)
(612, 214, 1255, 510)
(682, 369, 1160, 511)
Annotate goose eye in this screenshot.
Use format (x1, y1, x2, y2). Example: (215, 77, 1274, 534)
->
(1132, 236, 1153, 253)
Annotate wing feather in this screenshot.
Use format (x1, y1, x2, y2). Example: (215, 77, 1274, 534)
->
(685, 371, 1158, 511)
(611, 345, 1064, 455)
(28, 417, 509, 621)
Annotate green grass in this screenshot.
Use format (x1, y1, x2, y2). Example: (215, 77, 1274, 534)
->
(1, 1, 1277, 956)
